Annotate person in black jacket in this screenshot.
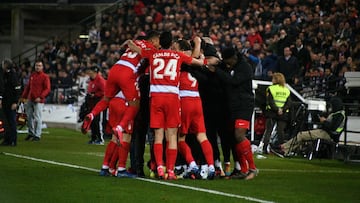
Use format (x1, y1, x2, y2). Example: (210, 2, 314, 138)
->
(272, 97, 346, 157)
(207, 47, 258, 180)
(189, 42, 233, 177)
(274, 47, 300, 85)
(1, 59, 21, 146)
(0, 61, 4, 139)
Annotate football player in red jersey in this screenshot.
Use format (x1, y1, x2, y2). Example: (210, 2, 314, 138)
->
(124, 31, 218, 180)
(85, 31, 161, 177)
(174, 38, 216, 180)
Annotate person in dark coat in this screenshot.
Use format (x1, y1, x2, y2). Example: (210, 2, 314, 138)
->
(1, 59, 21, 146)
(274, 47, 301, 85)
(207, 47, 258, 180)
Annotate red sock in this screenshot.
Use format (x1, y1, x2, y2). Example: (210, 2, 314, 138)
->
(149, 143, 156, 170)
(166, 148, 177, 171)
(102, 141, 117, 166)
(154, 143, 163, 166)
(240, 154, 248, 173)
(165, 147, 169, 169)
(235, 142, 248, 173)
(119, 105, 139, 131)
(109, 145, 119, 169)
(200, 140, 214, 165)
(238, 139, 256, 171)
(178, 141, 194, 164)
(91, 99, 108, 116)
(118, 141, 130, 168)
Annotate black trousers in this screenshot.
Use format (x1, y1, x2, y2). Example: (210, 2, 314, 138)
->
(3, 107, 17, 145)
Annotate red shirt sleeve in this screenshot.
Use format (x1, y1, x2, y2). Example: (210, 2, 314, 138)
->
(178, 51, 193, 65)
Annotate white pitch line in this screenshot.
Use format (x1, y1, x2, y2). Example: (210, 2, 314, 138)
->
(3, 152, 99, 172)
(2, 152, 274, 203)
(261, 168, 360, 174)
(137, 177, 274, 203)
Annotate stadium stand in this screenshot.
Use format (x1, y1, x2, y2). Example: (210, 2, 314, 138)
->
(2, 1, 359, 146)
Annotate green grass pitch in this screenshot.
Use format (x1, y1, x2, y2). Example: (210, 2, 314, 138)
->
(0, 128, 360, 203)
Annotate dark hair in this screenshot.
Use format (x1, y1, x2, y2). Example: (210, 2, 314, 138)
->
(221, 47, 237, 60)
(34, 58, 44, 66)
(86, 65, 100, 73)
(160, 31, 173, 49)
(136, 35, 147, 40)
(176, 39, 192, 51)
(146, 30, 160, 40)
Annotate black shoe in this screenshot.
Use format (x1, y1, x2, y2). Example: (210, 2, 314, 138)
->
(25, 134, 34, 141)
(1, 141, 16, 146)
(32, 137, 40, 141)
(1, 140, 9, 146)
(136, 168, 145, 178)
(229, 169, 247, 179)
(270, 148, 285, 158)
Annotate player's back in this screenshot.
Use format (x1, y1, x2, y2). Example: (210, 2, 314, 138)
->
(148, 49, 192, 88)
(116, 40, 155, 72)
(179, 69, 200, 98)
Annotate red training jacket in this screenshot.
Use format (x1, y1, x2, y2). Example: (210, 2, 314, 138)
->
(87, 73, 105, 98)
(22, 71, 51, 103)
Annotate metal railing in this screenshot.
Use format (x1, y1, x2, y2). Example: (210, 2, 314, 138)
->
(11, 0, 124, 66)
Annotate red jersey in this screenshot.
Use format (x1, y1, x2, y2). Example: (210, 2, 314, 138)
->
(179, 71, 200, 98)
(105, 40, 155, 100)
(115, 40, 155, 74)
(142, 49, 193, 97)
(87, 73, 105, 98)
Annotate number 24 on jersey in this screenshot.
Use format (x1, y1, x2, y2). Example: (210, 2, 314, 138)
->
(153, 58, 178, 80)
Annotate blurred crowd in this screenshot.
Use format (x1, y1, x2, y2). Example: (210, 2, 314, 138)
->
(13, 0, 360, 104)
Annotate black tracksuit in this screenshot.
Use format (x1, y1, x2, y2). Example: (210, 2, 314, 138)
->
(2, 68, 21, 145)
(214, 54, 255, 122)
(190, 67, 233, 164)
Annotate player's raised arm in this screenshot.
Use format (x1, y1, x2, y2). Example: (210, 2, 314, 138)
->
(191, 36, 202, 58)
(122, 39, 142, 55)
(191, 56, 219, 67)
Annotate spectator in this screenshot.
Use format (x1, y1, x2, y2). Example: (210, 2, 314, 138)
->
(276, 29, 292, 56)
(261, 48, 277, 80)
(322, 67, 337, 99)
(291, 38, 311, 75)
(21, 59, 51, 141)
(274, 47, 300, 85)
(1, 59, 21, 146)
(247, 27, 263, 47)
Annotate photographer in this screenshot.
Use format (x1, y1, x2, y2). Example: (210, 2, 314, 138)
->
(272, 97, 346, 157)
